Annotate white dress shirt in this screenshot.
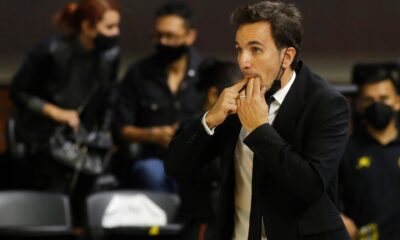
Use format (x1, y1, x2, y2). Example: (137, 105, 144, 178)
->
(202, 72, 296, 239)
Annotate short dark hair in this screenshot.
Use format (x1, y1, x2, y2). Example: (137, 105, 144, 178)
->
(156, 1, 196, 29)
(353, 62, 400, 93)
(358, 70, 399, 95)
(231, 1, 302, 69)
(197, 58, 242, 94)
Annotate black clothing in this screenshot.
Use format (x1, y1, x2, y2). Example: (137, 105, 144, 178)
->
(9, 35, 120, 226)
(166, 63, 351, 240)
(115, 48, 203, 160)
(340, 129, 400, 239)
(10, 35, 119, 147)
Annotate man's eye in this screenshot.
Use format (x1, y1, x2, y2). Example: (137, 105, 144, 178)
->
(252, 47, 262, 54)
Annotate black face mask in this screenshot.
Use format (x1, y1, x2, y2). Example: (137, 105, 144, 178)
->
(155, 43, 188, 63)
(94, 33, 119, 52)
(265, 49, 288, 100)
(363, 102, 395, 130)
(265, 68, 283, 100)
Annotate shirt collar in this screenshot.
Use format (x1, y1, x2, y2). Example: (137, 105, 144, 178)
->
(273, 71, 296, 105)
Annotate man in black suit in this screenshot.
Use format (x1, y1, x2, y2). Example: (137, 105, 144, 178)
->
(166, 1, 350, 239)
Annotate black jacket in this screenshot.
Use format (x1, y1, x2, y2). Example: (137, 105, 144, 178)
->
(340, 130, 400, 240)
(115, 48, 203, 160)
(166, 62, 351, 240)
(10, 35, 119, 145)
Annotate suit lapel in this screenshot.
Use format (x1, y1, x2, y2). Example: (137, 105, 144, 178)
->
(219, 115, 241, 183)
(224, 115, 242, 164)
(225, 115, 242, 146)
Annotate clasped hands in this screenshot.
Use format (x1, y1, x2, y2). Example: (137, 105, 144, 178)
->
(205, 77, 269, 133)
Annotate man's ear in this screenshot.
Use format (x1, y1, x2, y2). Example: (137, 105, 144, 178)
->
(184, 29, 197, 45)
(282, 47, 296, 69)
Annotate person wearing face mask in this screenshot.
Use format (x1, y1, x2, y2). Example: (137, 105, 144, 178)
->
(339, 70, 400, 240)
(114, 2, 202, 192)
(166, 1, 350, 239)
(9, 0, 120, 225)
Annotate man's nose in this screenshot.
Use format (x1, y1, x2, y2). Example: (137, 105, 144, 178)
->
(238, 53, 252, 69)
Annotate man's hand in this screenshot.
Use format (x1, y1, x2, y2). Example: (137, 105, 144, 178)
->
(237, 77, 268, 133)
(43, 104, 80, 131)
(150, 124, 178, 148)
(341, 213, 358, 239)
(205, 78, 248, 128)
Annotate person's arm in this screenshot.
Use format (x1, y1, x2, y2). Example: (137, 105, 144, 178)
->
(121, 124, 177, 148)
(244, 91, 349, 206)
(42, 103, 79, 130)
(10, 44, 49, 115)
(165, 79, 248, 177)
(114, 64, 177, 147)
(165, 114, 225, 177)
(10, 44, 80, 130)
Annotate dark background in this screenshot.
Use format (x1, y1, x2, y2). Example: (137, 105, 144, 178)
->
(1, 0, 399, 84)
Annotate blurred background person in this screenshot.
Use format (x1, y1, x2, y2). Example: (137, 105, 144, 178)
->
(113, 1, 203, 192)
(9, 0, 120, 225)
(178, 58, 242, 240)
(340, 67, 400, 240)
(197, 59, 242, 111)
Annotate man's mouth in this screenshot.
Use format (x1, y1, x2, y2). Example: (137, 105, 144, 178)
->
(244, 74, 258, 79)
(242, 70, 259, 79)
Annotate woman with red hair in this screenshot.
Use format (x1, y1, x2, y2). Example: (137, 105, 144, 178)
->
(10, 0, 121, 225)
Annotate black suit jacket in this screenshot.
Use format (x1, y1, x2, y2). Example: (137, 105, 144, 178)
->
(166, 62, 351, 240)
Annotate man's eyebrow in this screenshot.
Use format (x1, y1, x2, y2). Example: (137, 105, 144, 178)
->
(235, 40, 265, 47)
(235, 40, 264, 47)
(247, 40, 264, 47)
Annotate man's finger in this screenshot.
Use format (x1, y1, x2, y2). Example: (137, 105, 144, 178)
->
(230, 78, 249, 92)
(224, 91, 239, 100)
(226, 103, 238, 115)
(227, 98, 237, 105)
(237, 89, 245, 100)
(253, 78, 261, 97)
(246, 78, 254, 99)
(261, 86, 268, 95)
